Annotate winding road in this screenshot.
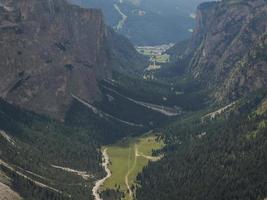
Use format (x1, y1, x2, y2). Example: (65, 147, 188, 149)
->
(71, 94, 143, 127)
(92, 148, 111, 200)
(114, 4, 127, 30)
(102, 85, 180, 116)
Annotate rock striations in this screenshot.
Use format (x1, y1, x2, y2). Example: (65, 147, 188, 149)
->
(0, 0, 111, 119)
(175, 0, 267, 102)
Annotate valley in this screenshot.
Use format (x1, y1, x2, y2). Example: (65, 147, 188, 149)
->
(136, 44, 173, 70)
(71, 0, 206, 45)
(99, 134, 164, 200)
(0, 0, 266, 200)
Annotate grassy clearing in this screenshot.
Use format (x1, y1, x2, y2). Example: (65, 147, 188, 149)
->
(154, 54, 170, 63)
(101, 134, 164, 199)
(136, 48, 170, 63)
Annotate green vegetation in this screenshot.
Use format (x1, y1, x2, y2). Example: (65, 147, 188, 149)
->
(136, 91, 267, 200)
(101, 134, 164, 200)
(108, 71, 208, 111)
(107, 28, 148, 75)
(0, 99, 103, 200)
(136, 48, 170, 64)
(154, 54, 170, 63)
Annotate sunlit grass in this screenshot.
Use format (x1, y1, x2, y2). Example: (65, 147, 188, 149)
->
(101, 134, 164, 199)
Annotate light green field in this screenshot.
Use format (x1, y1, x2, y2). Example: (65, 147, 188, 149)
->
(137, 48, 170, 63)
(154, 54, 170, 63)
(136, 49, 153, 56)
(101, 134, 164, 200)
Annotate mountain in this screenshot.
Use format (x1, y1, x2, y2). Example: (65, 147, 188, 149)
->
(135, 1, 267, 199)
(136, 90, 267, 200)
(0, 0, 148, 199)
(0, 0, 110, 119)
(0, 1, 174, 199)
(167, 0, 267, 103)
(0, 0, 266, 199)
(0, 98, 103, 200)
(69, 0, 210, 45)
(0, 0, 146, 120)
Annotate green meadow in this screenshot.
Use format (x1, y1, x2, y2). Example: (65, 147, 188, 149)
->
(101, 134, 164, 200)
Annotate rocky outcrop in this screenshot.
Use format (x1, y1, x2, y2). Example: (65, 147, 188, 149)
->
(0, 0, 110, 119)
(178, 0, 267, 102)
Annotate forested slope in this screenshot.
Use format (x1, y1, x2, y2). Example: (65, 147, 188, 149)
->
(136, 91, 267, 200)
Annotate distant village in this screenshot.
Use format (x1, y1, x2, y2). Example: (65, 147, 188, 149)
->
(136, 43, 174, 57)
(136, 43, 174, 80)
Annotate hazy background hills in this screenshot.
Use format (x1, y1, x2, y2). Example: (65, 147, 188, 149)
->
(69, 0, 211, 45)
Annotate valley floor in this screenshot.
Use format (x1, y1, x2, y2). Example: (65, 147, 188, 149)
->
(99, 134, 164, 200)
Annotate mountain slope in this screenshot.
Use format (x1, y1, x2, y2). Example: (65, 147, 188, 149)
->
(0, 0, 111, 119)
(135, 1, 267, 199)
(0, 99, 103, 200)
(106, 28, 148, 75)
(0, 0, 147, 120)
(136, 91, 267, 200)
(166, 0, 267, 103)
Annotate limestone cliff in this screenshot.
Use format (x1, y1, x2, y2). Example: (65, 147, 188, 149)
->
(173, 0, 267, 102)
(0, 0, 110, 119)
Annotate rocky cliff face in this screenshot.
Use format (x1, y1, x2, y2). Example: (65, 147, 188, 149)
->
(182, 0, 267, 102)
(0, 0, 110, 119)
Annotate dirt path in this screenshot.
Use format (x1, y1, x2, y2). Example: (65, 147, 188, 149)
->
(51, 165, 94, 180)
(202, 102, 236, 121)
(124, 145, 163, 200)
(102, 85, 179, 117)
(114, 4, 127, 30)
(0, 130, 15, 146)
(125, 145, 137, 200)
(92, 148, 111, 200)
(72, 94, 143, 127)
(136, 151, 162, 162)
(0, 159, 62, 194)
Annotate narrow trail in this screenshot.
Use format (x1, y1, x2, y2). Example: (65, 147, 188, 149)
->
(92, 148, 111, 200)
(125, 145, 137, 200)
(0, 130, 15, 146)
(71, 94, 143, 127)
(102, 85, 179, 117)
(0, 160, 63, 194)
(202, 102, 236, 121)
(136, 151, 162, 162)
(51, 165, 94, 180)
(124, 145, 163, 200)
(114, 4, 127, 30)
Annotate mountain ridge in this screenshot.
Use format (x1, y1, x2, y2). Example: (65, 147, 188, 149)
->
(167, 0, 267, 103)
(0, 0, 146, 120)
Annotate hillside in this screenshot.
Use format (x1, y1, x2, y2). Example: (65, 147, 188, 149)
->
(134, 0, 267, 199)
(0, 0, 110, 119)
(106, 28, 148, 75)
(0, 0, 266, 200)
(166, 0, 267, 103)
(136, 90, 267, 200)
(0, 0, 146, 120)
(0, 99, 103, 200)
